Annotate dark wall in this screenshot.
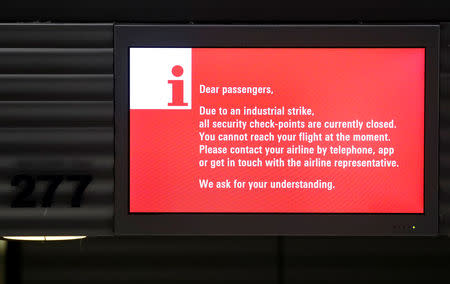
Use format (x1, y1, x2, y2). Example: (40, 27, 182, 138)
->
(7, 236, 450, 283)
(440, 24, 450, 232)
(0, 1, 450, 23)
(2, 1, 450, 283)
(0, 24, 114, 236)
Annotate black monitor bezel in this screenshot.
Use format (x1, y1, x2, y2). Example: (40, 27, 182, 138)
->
(114, 25, 439, 236)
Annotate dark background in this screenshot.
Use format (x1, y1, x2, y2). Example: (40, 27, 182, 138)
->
(0, 0, 449, 23)
(7, 236, 450, 283)
(2, 0, 450, 283)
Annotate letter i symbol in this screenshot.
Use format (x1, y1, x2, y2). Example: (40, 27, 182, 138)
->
(168, 65, 188, 106)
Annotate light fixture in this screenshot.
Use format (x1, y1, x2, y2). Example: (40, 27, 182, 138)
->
(3, 236, 86, 241)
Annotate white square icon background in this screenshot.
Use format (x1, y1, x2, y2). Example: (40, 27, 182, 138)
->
(129, 48, 192, 109)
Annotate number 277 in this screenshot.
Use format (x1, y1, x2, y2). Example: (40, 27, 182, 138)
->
(10, 175, 92, 208)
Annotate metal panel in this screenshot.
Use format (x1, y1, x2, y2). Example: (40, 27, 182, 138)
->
(440, 23, 450, 233)
(0, 24, 114, 236)
(17, 237, 278, 284)
(0, 1, 450, 23)
(284, 237, 450, 283)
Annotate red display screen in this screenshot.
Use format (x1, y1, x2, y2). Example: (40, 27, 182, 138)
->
(129, 48, 424, 213)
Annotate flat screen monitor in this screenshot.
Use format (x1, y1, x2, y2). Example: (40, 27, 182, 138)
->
(115, 25, 439, 235)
